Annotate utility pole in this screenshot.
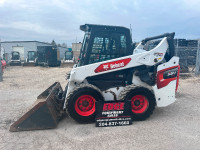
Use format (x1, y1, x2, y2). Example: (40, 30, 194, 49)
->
(0, 38, 2, 82)
(195, 40, 200, 76)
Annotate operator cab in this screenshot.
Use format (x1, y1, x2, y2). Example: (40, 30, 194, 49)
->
(78, 24, 133, 66)
(65, 51, 73, 60)
(27, 51, 37, 62)
(11, 51, 20, 60)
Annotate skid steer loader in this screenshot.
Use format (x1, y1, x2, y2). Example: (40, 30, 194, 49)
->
(10, 51, 21, 66)
(23, 51, 37, 66)
(10, 24, 180, 132)
(61, 51, 75, 68)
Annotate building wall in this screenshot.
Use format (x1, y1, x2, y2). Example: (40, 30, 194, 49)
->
(0, 41, 78, 63)
(1, 42, 36, 61)
(36, 42, 51, 47)
(72, 43, 82, 51)
(58, 46, 68, 60)
(72, 43, 82, 61)
(0, 41, 52, 61)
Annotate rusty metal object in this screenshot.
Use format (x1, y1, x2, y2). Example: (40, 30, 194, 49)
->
(9, 82, 65, 132)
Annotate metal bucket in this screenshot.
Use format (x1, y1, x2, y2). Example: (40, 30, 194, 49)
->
(9, 82, 65, 132)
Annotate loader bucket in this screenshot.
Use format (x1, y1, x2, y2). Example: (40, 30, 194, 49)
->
(60, 62, 74, 68)
(9, 82, 65, 132)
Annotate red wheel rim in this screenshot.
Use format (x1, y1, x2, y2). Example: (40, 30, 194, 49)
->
(75, 95, 95, 116)
(131, 95, 149, 114)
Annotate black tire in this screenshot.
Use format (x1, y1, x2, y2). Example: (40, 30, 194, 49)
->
(122, 87, 156, 121)
(67, 84, 103, 123)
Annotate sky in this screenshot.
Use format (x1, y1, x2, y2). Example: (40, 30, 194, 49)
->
(0, 0, 200, 46)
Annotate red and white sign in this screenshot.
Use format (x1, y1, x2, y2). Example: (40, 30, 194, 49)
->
(103, 102, 124, 111)
(94, 58, 131, 73)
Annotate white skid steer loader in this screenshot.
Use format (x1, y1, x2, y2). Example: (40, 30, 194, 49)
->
(10, 24, 180, 131)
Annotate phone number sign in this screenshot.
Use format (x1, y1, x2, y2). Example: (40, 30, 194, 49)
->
(95, 101, 132, 127)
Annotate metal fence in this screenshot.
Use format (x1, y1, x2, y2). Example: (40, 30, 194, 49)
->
(174, 40, 198, 66)
(146, 39, 200, 74)
(174, 40, 200, 74)
(195, 40, 200, 75)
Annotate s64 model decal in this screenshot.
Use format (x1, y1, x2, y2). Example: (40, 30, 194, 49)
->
(94, 58, 131, 73)
(163, 68, 178, 79)
(157, 66, 179, 89)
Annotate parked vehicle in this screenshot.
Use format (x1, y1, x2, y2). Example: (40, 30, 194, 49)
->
(10, 24, 180, 132)
(61, 51, 75, 67)
(10, 51, 21, 66)
(24, 51, 37, 66)
(37, 46, 61, 67)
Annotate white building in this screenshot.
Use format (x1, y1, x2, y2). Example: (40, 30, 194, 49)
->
(0, 41, 68, 62)
(72, 42, 82, 61)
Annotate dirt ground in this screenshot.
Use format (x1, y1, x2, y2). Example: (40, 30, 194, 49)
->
(0, 66, 200, 150)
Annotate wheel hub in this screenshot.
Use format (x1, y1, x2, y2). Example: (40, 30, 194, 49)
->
(134, 100, 140, 106)
(82, 100, 89, 107)
(131, 95, 149, 114)
(75, 95, 96, 116)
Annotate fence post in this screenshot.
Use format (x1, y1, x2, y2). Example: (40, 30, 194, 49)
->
(176, 39, 178, 56)
(195, 40, 200, 76)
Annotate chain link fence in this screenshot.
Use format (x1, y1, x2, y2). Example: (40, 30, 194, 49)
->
(145, 39, 200, 74)
(174, 39, 199, 73)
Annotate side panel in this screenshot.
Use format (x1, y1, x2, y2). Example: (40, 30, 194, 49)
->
(37, 46, 47, 63)
(69, 38, 169, 84)
(153, 56, 179, 107)
(154, 81, 177, 107)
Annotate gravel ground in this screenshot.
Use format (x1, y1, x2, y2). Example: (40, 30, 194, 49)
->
(0, 66, 200, 150)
